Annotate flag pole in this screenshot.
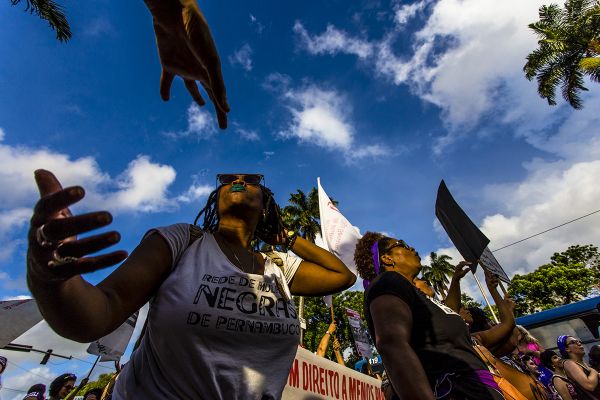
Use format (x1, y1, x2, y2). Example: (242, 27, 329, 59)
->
(472, 271, 499, 324)
(85, 355, 101, 380)
(498, 281, 508, 297)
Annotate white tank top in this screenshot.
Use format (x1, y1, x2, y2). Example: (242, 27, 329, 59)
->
(114, 224, 301, 399)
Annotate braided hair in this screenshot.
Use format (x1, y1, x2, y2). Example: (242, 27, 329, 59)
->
(353, 231, 398, 281)
(193, 184, 285, 246)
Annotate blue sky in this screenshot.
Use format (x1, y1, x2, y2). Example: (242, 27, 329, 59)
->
(1, 0, 600, 397)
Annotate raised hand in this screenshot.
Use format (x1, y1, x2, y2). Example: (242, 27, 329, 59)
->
(452, 261, 471, 280)
(27, 170, 128, 286)
(484, 269, 500, 290)
(144, 0, 229, 128)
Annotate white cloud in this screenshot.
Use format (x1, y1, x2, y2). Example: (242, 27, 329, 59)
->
(229, 44, 253, 71)
(280, 85, 354, 150)
(232, 124, 260, 141)
(108, 156, 177, 213)
(0, 272, 27, 292)
(394, 0, 431, 26)
(163, 104, 217, 139)
(249, 14, 265, 34)
(176, 182, 213, 204)
(293, 21, 373, 59)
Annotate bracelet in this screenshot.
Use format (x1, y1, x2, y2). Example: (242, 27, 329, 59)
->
(284, 230, 298, 251)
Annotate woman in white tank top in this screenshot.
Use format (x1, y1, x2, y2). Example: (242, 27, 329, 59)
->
(27, 171, 356, 399)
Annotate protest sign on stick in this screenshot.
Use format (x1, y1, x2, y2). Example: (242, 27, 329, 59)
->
(345, 308, 373, 359)
(87, 311, 139, 361)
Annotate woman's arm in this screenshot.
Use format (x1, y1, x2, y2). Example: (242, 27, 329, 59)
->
(473, 271, 516, 351)
(287, 237, 356, 296)
(316, 322, 336, 357)
(332, 337, 346, 366)
(370, 295, 434, 400)
(27, 170, 173, 342)
(444, 262, 471, 313)
(564, 360, 599, 392)
(553, 377, 574, 400)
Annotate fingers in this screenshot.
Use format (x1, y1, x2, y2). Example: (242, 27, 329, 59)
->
(41, 212, 113, 242)
(49, 250, 129, 278)
(160, 70, 175, 101)
(184, 79, 206, 106)
(56, 231, 121, 258)
(34, 169, 64, 197)
(32, 187, 84, 226)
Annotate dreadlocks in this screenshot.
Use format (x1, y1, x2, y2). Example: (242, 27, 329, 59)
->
(193, 185, 286, 245)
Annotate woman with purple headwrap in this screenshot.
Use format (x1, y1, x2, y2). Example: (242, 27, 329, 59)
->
(354, 232, 505, 400)
(557, 335, 600, 399)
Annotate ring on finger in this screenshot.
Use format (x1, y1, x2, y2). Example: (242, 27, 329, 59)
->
(48, 248, 79, 268)
(36, 224, 54, 248)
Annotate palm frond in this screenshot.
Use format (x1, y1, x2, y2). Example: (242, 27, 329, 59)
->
(11, 0, 71, 41)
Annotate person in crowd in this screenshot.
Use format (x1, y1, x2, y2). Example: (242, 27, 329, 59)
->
(355, 231, 504, 400)
(557, 335, 600, 399)
(23, 384, 46, 400)
(518, 326, 543, 364)
(82, 388, 103, 400)
(316, 321, 337, 357)
(27, 171, 355, 399)
(48, 374, 77, 400)
(413, 278, 435, 298)
(589, 346, 600, 372)
(445, 264, 517, 357)
(522, 355, 541, 377)
(541, 349, 579, 400)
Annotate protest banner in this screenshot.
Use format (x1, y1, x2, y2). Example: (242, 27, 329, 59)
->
(0, 299, 42, 348)
(435, 180, 490, 271)
(283, 346, 383, 400)
(345, 308, 373, 359)
(480, 247, 511, 284)
(87, 311, 139, 361)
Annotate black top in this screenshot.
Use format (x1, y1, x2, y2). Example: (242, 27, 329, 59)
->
(364, 271, 488, 381)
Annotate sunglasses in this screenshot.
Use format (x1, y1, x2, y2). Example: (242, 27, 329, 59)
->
(567, 339, 582, 346)
(382, 240, 415, 255)
(217, 174, 264, 186)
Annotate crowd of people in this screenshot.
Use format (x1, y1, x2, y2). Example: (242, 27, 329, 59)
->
(354, 231, 600, 400)
(4, 0, 597, 399)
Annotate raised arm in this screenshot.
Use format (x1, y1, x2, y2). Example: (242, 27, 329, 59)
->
(316, 322, 336, 357)
(143, 0, 229, 128)
(285, 236, 356, 296)
(27, 170, 173, 342)
(370, 295, 434, 400)
(444, 261, 471, 313)
(473, 271, 516, 352)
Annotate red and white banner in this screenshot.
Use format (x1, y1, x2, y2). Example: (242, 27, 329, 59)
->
(283, 346, 383, 400)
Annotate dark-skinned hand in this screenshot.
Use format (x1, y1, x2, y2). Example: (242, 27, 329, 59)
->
(144, 0, 229, 128)
(484, 269, 500, 290)
(27, 170, 128, 286)
(452, 261, 472, 280)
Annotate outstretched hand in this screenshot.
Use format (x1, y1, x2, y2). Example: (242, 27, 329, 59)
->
(27, 170, 128, 286)
(484, 269, 500, 290)
(144, 0, 229, 128)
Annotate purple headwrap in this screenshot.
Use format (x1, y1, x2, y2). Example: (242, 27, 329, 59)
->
(557, 335, 569, 357)
(0, 355, 6, 369)
(362, 241, 382, 289)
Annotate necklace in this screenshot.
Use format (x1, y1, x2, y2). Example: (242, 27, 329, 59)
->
(218, 233, 256, 274)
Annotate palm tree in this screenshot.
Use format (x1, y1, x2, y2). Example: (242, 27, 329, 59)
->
(282, 188, 321, 242)
(524, 0, 600, 109)
(421, 252, 454, 298)
(10, 0, 72, 41)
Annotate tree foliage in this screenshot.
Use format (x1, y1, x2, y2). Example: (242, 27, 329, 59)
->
(421, 252, 455, 298)
(299, 290, 368, 367)
(78, 372, 114, 396)
(508, 244, 600, 316)
(282, 188, 321, 242)
(523, 0, 600, 109)
(9, 0, 72, 41)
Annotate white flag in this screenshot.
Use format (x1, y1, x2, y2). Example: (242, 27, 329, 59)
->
(317, 177, 361, 276)
(0, 299, 43, 348)
(87, 311, 139, 361)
